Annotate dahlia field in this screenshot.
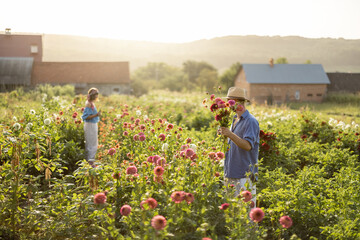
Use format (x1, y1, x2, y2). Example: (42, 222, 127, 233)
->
(0, 90, 359, 240)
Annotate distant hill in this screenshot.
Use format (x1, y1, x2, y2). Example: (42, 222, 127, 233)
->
(42, 34, 360, 73)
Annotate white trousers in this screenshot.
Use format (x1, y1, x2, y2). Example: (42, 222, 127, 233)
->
(84, 122, 98, 161)
(226, 177, 257, 207)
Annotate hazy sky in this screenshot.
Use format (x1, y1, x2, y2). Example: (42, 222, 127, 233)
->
(1, 0, 359, 43)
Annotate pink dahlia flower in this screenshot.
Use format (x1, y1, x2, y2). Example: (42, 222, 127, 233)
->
(154, 166, 165, 176)
(208, 152, 216, 159)
(240, 190, 252, 202)
(94, 192, 107, 204)
(156, 158, 166, 166)
(108, 148, 116, 156)
(249, 208, 265, 222)
(171, 191, 185, 203)
(219, 203, 230, 210)
(216, 152, 225, 159)
(236, 104, 244, 112)
(228, 100, 236, 106)
(151, 215, 167, 230)
(112, 172, 121, 180)
(120, 205, 131, 216)
(279, 215, 293, 228)
(146, 198, 158, 209)
(158, 133, 166, 141)
(139, 135, 146, 141)
(185, 148, 195, 158)
(147, 156, 154, 163)
(184, 192, 194, 204)
(126, 166, 138, 175)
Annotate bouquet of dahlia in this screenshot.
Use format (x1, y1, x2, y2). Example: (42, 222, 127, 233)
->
(203, 94, 237, 152)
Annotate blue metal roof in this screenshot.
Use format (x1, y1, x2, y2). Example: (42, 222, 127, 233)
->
(0, 57, 34, 85)
(242, 64, 330, 84)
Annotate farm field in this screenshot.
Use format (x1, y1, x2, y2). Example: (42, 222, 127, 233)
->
(0, 88, 359, 240)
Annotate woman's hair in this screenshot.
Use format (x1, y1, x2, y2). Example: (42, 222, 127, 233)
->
(88, 88, 99, 101)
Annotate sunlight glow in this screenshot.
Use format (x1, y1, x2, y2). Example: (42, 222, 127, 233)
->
(1, 0, 359, 42)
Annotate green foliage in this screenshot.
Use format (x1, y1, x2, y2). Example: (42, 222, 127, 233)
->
(132, 62, 187, 93)
(219, 62, 242, 92)
(182, 60, 217, 91)
(35, 84, 75, 100)
(325, 92, 360, 105)
(0, 91, 359, 239)
(275, 57, 288, 64)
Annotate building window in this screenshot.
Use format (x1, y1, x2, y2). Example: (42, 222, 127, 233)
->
(316, 93, 322, 97)
(295, 90, 300, 100)
(307, 93, 313, 97)
(30, 45, 38, 53)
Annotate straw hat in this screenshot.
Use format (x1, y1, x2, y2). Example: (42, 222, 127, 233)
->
(225, 87, 250, 102)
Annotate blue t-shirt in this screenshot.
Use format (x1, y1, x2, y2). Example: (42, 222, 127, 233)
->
(81, 103, 100, 123)
(224, 110, 260, 180)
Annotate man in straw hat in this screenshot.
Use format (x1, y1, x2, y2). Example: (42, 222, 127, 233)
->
(218, 87, 260, 207)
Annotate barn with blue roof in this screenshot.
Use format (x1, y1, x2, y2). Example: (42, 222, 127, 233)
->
(235, 59, 330, 104)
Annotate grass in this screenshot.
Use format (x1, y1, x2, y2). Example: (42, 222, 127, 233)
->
(284, 102, 360, 124)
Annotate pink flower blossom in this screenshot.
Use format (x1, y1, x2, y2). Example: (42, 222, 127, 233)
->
(240, 190, 252, 202)
(108, 148, 116, 156)
(228, 100, 236, 106)
(156, 158, 166, 166)
(215, 115, 222, 121)
(120, 205, 131, 216)
(154, 166, 165, 176)
(180, 144, 189, 151)
(236, 104, 244, 112)
(185, 148, 195, 158)
(158, 133, 166, 141)
(153, 155, 161, 163)
(94, 192, 107, 204)
(141, 198, 158, 210)
(249, 208, 265, 222)
(123, 131, 128, 136)
(133, 134, 139, 141)
(210, 94, 215, 101)
(112, 172, 121, 180)
(279, 215, 293, 228)
(208, 152, 216, 159)
(126, 166, 138, 175)
(171, 191, 185, 203)
(219, 203, 230, 210)
(151, 215, 167, 230)
(216, 152, 225, 159)
(184, 192, 194, 204)
(146, 198, 158, 209)
(147, 156, 154, 163)
(139, 135, 146, 141)
(186, 138, 192, 143)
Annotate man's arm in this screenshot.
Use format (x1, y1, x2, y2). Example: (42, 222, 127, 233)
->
(219, 127, 252, 151)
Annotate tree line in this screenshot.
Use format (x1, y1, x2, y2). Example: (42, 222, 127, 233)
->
(131, 60, 242, 96)
(131, 57, 305, 96)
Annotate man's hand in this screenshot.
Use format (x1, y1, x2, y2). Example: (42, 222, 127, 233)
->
(219, 127, 232, 137)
